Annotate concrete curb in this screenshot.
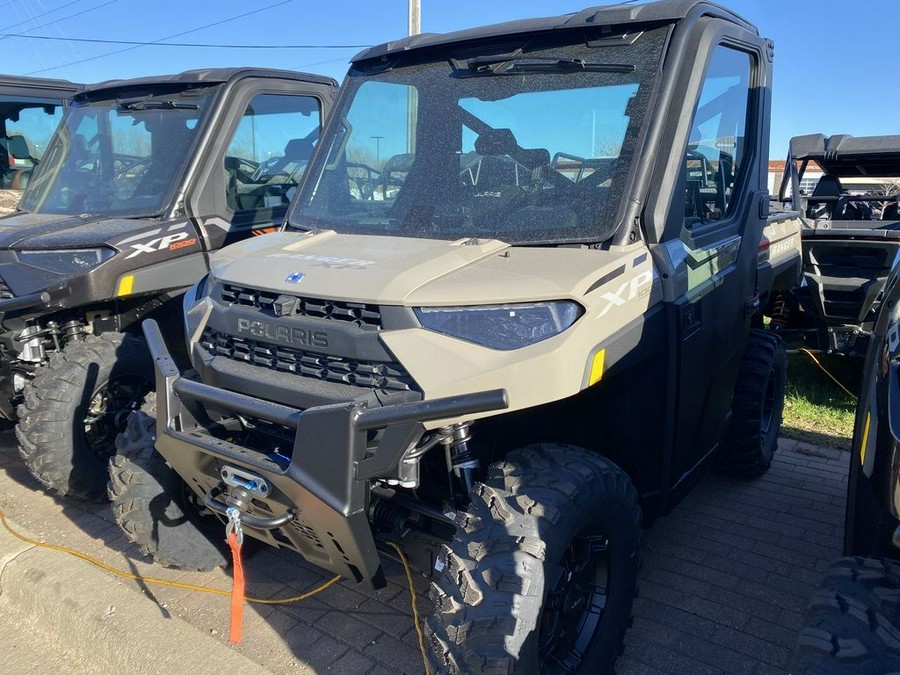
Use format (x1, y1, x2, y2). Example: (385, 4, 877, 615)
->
(0, 516, 268, 674)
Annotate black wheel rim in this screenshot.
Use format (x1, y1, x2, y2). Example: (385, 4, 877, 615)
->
(539, 531, 611, 673)
(83, 374, 151, 461)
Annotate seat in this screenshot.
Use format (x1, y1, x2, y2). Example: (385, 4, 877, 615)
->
(261, 136, 316, 178)
(882, 200, 900, 221)
(474, 128, 550, 169)
(807, 174, 846, 220)
(844, 199, 873, 221)
(69, 133, 90, 162)
(5, 134, 38, 190)
(6, 134, 34, 162)
(281, 136, 314, 166)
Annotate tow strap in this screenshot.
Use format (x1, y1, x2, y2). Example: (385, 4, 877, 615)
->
(226, 507, 245, 643)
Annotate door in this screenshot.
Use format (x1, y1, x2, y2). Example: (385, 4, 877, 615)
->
(187, 77, 334, 250)
(656, 32, 770, 494)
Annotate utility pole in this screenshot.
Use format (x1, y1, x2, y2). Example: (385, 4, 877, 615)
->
(407, 0, 420, 154)
(371, 135, 384, 164)
(408, 0, 420, 36)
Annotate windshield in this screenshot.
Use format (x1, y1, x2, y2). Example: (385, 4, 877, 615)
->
(290, 27, 667, 244)
(19, 87, 211, 218)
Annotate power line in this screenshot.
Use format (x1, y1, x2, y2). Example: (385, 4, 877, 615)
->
(0, 0, 122, 43)
(2, 32, 368, 49)
(27, 0, 296, 75)
(295, 56, 354, 70)
(0, 0, 85, 32)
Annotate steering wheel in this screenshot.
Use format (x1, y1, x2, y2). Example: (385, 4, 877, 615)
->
(249, 156, 287, 182)
(224, 156, 259, 183)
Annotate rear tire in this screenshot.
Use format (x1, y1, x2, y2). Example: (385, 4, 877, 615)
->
(108, 392, 228, 571)
(17, 332, 153, 500)
(716, 329, 787, 477)
(791, 557, 900, 674)
(426, 444, 642, 674)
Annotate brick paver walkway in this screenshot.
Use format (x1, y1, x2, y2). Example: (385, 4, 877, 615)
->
(0, 434, 847, 674)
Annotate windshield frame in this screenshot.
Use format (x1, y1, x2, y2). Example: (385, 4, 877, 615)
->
(19, 84, 216, 220)
(287, 26, 669, 246)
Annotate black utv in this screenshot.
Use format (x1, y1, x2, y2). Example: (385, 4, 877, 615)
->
(0, 75, 79, 214)
(774, 133, 900, 357)
(1, 68, 335, 499)
(791, 260, 900, 673)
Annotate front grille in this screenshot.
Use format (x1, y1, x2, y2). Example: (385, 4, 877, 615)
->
(200, 330, 417, 392)
(0, 276, 13, 300)
(220, 284, 381, 328)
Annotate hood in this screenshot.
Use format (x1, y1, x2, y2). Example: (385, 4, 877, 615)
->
(0, 212, 158, 249)
(210, 230, 636, 305)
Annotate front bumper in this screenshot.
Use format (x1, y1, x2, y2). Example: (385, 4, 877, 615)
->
(0, 290, 49, 318)
(143, 318, 508, 587)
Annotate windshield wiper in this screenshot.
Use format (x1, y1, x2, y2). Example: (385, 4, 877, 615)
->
(117, 99, 200, 112)
(466, 56, 635, 75)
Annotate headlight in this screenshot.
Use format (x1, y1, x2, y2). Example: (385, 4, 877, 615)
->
(18, 247, 116, 274)
(414, 301, 583, 350)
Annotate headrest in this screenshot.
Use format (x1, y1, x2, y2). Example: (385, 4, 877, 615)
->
(6, 134, 30, 159)
(382, 152, 415, 174)
(812, 174, 842, 197)
(283, 137, 314, 160)
(475, 128, 517, 156)
(475, 128, 549, 169)
(70, 133, 89, 160)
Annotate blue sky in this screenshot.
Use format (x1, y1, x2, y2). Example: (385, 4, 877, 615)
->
(0, 0, 896, 156)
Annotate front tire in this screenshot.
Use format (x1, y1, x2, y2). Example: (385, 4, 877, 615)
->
(791, 557, 900, 674)
(17, 332, 153, 500)
(716, 329, 787, 477)
(426, 444, 642, 674)
(108, 392, 228, 571)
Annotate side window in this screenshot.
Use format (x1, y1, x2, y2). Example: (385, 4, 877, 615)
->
(683, 45, 752, 229)
(224, 93, 320, 217)
(6, 103, 64, 162)
(0, 101, 64, 191)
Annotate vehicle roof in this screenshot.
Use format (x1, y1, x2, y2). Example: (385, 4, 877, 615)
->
(352, 0, 756, 63)
(791, 133, 900, 177)
(76, 67, 336, 100)
(0, 74, 79, 99)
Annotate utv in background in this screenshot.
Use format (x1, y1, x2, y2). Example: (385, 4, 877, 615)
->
(0, 76, 79, 214)
(773, 133, 900, 357)
(110, 2, 800, 672)
(2, 68, 336, 499)
(791, 261, 900, 673)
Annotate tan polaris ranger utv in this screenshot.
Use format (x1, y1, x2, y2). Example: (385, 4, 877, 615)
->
(110, 1, 801, 672)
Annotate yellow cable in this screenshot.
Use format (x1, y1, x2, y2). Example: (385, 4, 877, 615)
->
(0, 506, 430, 669)
(386, 541, 430, 675)
(0, 506, 339, 603)
(798, 348, 858, 401)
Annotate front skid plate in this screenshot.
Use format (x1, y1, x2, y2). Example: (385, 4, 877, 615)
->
(155, 403, 384, 587)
